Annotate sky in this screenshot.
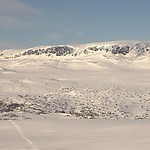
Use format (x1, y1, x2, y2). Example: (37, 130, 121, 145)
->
(0, 0, 150, 49)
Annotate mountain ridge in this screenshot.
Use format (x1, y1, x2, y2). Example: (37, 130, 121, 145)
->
(0, 40, 150, 59)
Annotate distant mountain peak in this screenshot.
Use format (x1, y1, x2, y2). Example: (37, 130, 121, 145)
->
(0, 40, 150, 59)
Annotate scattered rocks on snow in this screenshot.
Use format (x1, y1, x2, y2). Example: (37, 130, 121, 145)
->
(0, 86, 150, 120)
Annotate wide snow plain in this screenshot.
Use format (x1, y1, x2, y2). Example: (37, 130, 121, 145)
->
(0, 53, 150, 149)
(1, 119, 150, 150)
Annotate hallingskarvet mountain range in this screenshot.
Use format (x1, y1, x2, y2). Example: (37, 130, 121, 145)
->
(0, 40, 150, 59)
(0, 40, 150, 120)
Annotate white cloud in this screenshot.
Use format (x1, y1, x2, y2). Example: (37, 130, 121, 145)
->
(0, 0, 38, 14)
(0, 0, 41, 30)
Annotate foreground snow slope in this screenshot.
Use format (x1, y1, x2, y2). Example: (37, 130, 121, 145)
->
(1, 119, 150, 150)
(0, 41, 150, 119)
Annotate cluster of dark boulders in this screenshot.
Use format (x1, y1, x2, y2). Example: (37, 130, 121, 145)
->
(22, 46, 75, 57)
(85, 43, 150, 56)
(0, 100, 24, 113)
(0, 86, 150, 120)
(86, 45, 131, 55)
(111, 45, 130, 55)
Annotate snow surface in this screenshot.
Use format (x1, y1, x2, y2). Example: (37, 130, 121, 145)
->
(0, 40, 150, 149)
(0, 118, 150, 150)
(1, 119, 150, 150)
(0, 40, 150, 120)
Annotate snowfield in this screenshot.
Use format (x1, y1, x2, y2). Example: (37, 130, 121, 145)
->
(1, 119, 150, 150)
(0, 40, 150, 149)
(0, 40, 150, 120)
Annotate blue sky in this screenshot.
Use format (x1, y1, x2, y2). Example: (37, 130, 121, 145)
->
(0, 0, 150, 49)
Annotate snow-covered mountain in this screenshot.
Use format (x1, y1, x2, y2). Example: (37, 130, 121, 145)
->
(0, 41, 150, 120)
(0, 40, 150, 58)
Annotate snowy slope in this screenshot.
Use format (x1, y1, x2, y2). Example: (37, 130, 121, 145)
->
(0, 40, 149, 69)
(0, 40, 150, 58)
(0, 41, 150, 120)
